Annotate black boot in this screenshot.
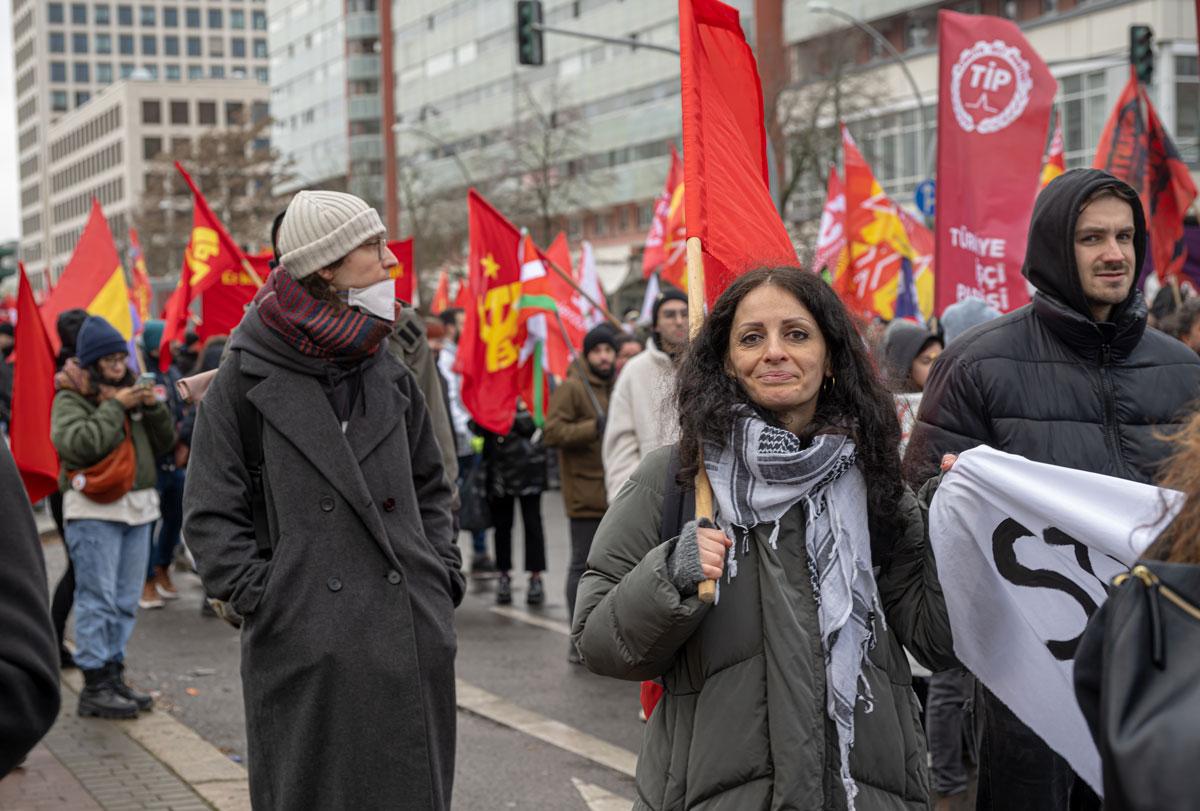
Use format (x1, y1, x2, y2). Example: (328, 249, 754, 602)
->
(107, 661, 153, 712)
(526, 575, 545, 606)
(78, 667, 138, 719)
(496, 573, 513, 605)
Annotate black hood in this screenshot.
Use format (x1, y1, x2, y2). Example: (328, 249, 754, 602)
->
(1021, 168, 1146, 321)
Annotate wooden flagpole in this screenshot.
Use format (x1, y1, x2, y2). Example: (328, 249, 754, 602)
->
(687, 236, 717, 604)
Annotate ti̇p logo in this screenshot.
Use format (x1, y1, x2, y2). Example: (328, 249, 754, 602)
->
(950, 39, 1034, 134)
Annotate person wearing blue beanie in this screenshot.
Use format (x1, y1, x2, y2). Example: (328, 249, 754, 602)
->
(74, 316, 129, 367)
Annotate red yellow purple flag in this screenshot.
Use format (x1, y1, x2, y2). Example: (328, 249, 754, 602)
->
(127, 228, 153, 322)
(1040, 110, 1065, 188)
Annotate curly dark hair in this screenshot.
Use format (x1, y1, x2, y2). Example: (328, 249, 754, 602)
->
(675, 267, 902, 532)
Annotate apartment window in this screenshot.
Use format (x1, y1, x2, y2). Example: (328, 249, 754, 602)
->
(252, 11, 266, 30)
(165, 63, 180, 80)
(48, 4, 65, 24)
(210, 65, 225, 78)
(73, 62, 89, 82)
(143, 136, 163, 160)
(231, 37, 245, 58)
(208, 9, 223, 28)
(231, 9, 245, 29)
(141, 34, 156, 55)
(95, 4, 110, 24)
(1176, 55, 1199, 167)
(51, 62, 67, 82)
(252, 101, 268, 123)
(188, 64, 204, 79)
(121, 63, 135, 78)
(255, 67, 268, 83)
(187, 36, 201, 56)
(117, 5, 132, 25)
(52, 91, 68, 112)
(225, 101, 244, 124)
(253, 38, 267, 59)
(163, 7, 178, 27)
(186, 8, 200, 28)
(72, 33, 87, 53)
(96, 33, 112, 54)
(49, 32, 65, 53)
(75, 90, 90, 107)
(120, 34, 134, 55)
(209, 36, 224, 57)
(142, 64, 158, 79)
(71, 3, 87, 24)
(170, 100, 189, 124)
(97, 63, 113, 83)
(142, 99, 161, 124)
(198, 101, 217, 125)
(140, 5, 155, 25)
(164, 35, 178, 55)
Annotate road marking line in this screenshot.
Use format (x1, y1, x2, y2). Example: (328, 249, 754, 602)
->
(456, 679, 638, 778)
(60, 671, 250, 810)
(572, 777, 634, 810)
(489, 605, 572, 635)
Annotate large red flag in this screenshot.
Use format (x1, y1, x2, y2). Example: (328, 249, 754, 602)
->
(11, 264, 60, 503)
(1094, 71, 1198, 283)
(40, 199, 133, 350)
(389, 238, 415, 303)
(642, 146, 686, 281)
(935, 10, 1055, 314)
(544, 232, 586, 378)
(679, 0, 795, 304)
(458, 190, 525, 435)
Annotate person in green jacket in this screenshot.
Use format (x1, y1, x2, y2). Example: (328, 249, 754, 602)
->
(572, 267, 956, 810)
(50, 316, 175, 720)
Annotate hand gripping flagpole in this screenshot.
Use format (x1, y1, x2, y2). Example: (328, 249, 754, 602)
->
(687, 236, 717, 604)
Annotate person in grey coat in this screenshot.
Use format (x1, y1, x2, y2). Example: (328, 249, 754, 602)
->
(183, 190, 463, 809)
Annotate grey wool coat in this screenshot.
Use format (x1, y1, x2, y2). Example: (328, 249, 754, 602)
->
(183, 309, 464, 810)
(573, 447, 956, 811)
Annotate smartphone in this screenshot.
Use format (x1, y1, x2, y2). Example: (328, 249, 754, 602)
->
(137, 372, 157, 388)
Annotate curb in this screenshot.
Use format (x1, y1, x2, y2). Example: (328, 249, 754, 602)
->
(61, 671, 251, 810)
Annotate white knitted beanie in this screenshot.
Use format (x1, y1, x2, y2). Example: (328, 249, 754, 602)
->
(277, 190, 386, 279)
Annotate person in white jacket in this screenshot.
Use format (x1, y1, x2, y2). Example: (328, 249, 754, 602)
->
(602, 290, 688, 497)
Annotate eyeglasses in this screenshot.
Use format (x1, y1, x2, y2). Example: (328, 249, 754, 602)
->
(363, 237, 389, 263)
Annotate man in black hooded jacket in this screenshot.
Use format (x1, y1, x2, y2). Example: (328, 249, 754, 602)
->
(905, 168, 1200, 810)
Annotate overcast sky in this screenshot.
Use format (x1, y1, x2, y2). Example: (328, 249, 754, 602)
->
(1, 3, 20, 243)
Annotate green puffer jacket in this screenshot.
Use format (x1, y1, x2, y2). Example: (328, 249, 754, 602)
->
(51, 390, 175, 493)
(572, 446, 956, 811)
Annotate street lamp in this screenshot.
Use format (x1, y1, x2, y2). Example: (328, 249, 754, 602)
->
(806, 1, 931, 180)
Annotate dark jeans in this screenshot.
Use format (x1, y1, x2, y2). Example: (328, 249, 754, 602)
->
(976, 687, 1101, 811)
(49, 491, 74, 649)
(926, 667, 977, 795)
(566, 517, 601, 625)
(489, 493, 546, 574)
(456, 454, 488, 558)
(148, 467, 186, 577)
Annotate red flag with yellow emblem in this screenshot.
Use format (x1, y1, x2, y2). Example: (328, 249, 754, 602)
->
(458, 190, 525, 435)
(389, 238, 415, 303)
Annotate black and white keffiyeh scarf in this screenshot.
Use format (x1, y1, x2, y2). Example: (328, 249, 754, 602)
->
(703, 408, 883, 810)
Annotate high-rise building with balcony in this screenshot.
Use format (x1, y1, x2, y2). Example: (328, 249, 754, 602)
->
(11, 0, 272, 282)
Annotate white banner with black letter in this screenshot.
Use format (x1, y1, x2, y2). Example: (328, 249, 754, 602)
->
(929, 446, 1181, 795)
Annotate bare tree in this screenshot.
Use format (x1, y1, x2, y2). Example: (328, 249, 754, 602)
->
(134, 114, 296, 276)
(397, 160, 471, 307)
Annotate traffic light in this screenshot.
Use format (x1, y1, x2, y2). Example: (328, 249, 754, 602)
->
(516, 1, 544, 67)
(1130, 25, 1154, 84)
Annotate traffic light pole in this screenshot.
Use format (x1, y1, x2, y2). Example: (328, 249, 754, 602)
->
(531, 23, 679, 56)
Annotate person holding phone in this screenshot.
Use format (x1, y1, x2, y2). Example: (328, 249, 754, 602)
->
(50, 315, 175, 719)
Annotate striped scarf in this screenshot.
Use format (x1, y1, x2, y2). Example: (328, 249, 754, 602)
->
(704, 409, 882, 810)
(253, 268, 393, 361)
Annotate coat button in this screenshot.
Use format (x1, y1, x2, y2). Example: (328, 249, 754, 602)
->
(320, 497, 335, 512)
(383, 498, 396, 512)
(387, 570, 401, 585)
(327, 577, 342, 592)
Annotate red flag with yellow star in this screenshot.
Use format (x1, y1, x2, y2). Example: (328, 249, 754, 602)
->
(389, 238, 415, 303)
(458, 189, 525, 435)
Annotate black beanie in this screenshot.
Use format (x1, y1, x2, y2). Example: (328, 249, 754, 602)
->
(56, 308, 90, 353)
(583, 325, 618, 356)
(75, 316, 129, 367)
(652, 289, 688, 328)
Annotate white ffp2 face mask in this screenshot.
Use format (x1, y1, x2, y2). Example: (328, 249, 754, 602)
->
(345, 277, 397, 322)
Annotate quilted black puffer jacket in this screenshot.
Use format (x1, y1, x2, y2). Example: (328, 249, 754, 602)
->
(904, 169, 1200, 486)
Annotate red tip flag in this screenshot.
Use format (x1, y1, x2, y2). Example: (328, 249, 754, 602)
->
(40, 199, 133, 351)
(458, 190, 525, 435)
(11, 263, 60, 503)
(389, 238, 415, 303)
(642, 145, 686, 285)
(935, 10, 1055, 315)
(1094, 70, 1199, 283)
(679, 0, 795, 304)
